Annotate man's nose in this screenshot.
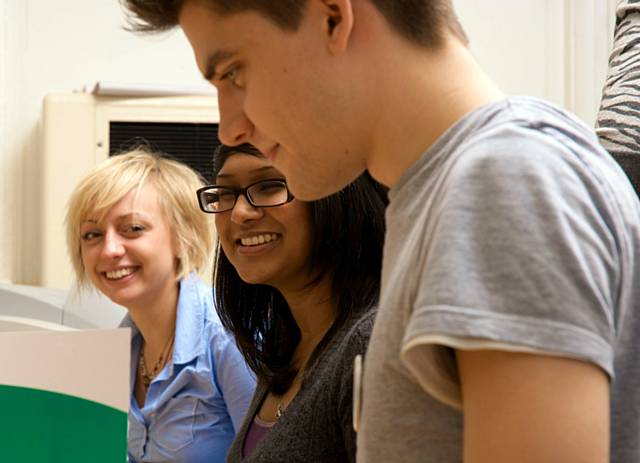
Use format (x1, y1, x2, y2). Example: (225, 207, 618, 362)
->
(217, 88, 253, 147)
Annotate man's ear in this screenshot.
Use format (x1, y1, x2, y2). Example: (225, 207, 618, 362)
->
(320, 0, 354, 55)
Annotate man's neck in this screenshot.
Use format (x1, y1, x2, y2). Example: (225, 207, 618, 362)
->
(366, 36, 505, 187)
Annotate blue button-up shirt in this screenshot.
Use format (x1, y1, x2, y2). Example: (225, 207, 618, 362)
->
(121, 274, 255, 462)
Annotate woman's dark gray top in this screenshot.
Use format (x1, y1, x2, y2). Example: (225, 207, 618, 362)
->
(226, 308, 375, 463)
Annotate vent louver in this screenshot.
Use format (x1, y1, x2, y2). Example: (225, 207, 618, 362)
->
(109, 121, 220, 182)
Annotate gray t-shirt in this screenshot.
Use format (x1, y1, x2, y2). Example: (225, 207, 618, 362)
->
(357, 97, 640, 462)
(227, 308, 375, 463)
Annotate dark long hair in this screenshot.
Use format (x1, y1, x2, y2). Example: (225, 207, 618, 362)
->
(212, 144, 388, 393)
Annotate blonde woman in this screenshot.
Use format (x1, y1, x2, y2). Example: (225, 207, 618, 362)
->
(66, 149, 255, 462)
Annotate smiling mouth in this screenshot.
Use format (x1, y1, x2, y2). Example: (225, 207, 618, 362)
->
(103, 266, 139, 280)
(237, 233, 279, 247)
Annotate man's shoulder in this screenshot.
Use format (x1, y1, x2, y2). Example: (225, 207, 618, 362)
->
(449, 97, 597, 154)
(433, 98, 610, 192)
(393, 97, 602, 205)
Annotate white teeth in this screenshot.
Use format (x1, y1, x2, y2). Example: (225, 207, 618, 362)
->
(240, 234, 278, 247)
(105, 267, 135, 280)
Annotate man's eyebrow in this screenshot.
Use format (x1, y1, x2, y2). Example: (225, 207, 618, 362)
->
(203, 49, 238, 81)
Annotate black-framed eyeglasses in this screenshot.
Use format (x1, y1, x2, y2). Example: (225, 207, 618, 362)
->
(196, 179, 294, 214)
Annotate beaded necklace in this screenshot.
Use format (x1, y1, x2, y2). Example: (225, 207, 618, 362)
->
(139, 332, 175, 388)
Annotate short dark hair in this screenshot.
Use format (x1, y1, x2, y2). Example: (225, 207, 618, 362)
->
(121, 0, 467, 47)
(211, 143, 387, 393)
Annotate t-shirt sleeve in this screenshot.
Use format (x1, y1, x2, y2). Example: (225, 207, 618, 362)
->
(400, 126, 620, 407)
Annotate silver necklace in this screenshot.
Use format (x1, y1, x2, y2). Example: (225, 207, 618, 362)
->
(274, 367, 305, 419)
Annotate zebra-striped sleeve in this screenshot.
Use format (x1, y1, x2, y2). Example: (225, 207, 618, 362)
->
(597, 0, 640, 194)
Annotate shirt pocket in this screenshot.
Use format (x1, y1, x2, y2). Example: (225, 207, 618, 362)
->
(153, 397, 197, 452)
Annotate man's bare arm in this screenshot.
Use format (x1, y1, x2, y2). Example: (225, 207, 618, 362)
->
(457, 349, 609, 463)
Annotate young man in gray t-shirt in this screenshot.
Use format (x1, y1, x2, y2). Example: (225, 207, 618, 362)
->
(123, 0, 640, 461)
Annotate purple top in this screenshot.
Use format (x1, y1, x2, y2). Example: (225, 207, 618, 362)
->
(243, 414, 275, 458)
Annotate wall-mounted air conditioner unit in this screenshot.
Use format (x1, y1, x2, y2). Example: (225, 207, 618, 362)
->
(40, 93, 220, 289)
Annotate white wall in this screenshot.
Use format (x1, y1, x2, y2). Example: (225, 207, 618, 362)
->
(0, 0, 620, 285)
(1, 0, 9, 282)
(0, 0, 205, 284)
(454, 0, 615, 125)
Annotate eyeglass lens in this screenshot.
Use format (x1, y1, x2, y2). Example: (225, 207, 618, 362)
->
(200, 180, 289, 213)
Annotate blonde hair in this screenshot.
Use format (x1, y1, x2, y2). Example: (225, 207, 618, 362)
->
(65, 149, 214, 287)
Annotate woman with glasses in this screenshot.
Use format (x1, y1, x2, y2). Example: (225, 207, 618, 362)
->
(65, 149, 255, 463)
(196, 143, 388, 462)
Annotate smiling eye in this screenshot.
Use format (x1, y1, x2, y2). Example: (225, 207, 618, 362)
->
(124, 224, 145, 234)
(81, 231, 101, 242)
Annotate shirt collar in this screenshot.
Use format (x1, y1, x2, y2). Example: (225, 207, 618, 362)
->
(172, 273, 206, 364)
(118, 272, 207, 365)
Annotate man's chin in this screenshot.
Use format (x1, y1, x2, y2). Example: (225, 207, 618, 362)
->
(287, 172, 362, 201)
